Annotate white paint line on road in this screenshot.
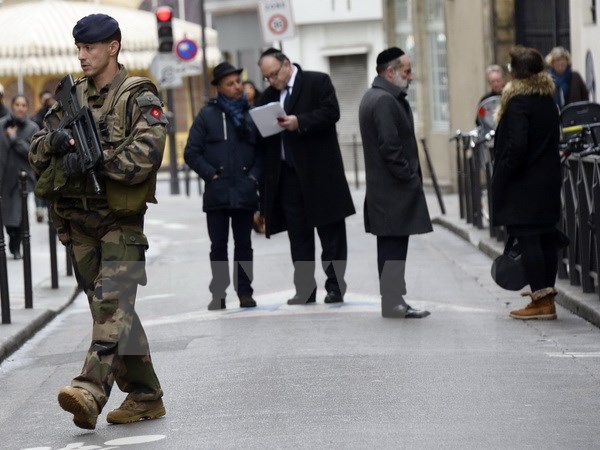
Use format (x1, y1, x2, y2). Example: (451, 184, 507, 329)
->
(546, 352, 600, 358)
(142, 291, 496, 327)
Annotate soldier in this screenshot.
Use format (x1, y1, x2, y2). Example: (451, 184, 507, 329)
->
(29, 14, 167, 430)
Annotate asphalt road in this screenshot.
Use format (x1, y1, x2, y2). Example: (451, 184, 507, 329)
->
(1, 188, 599, 449)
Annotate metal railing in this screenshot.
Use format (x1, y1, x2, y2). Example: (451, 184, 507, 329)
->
(0, 173, 73, 324)
(450, 126, 600, 302)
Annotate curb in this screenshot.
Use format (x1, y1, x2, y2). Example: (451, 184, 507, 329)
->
(433, 215, 600, 328)
(0, 286, 80, 364)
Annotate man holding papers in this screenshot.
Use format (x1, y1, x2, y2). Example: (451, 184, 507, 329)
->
(256, 48, 355, 305)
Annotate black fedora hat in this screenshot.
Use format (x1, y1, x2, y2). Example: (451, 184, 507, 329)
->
(211, 62, 244, 86)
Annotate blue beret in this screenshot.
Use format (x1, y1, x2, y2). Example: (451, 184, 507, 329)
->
(73, 14, 120, 43)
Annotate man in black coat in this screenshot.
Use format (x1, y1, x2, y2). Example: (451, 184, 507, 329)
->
(358, 47, 432, 319)
(257, 48, 355, 305)
(184, 62, 262, 310)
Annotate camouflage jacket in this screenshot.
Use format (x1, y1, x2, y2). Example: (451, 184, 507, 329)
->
(29, 66, 168, 216)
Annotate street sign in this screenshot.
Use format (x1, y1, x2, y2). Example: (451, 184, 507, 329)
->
(258, 0, 296, 43)
(176, 39, 198, 61)
(150, 53, 203, 89)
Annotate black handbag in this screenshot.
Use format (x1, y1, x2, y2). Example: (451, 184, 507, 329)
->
(491, 236, 528, 291)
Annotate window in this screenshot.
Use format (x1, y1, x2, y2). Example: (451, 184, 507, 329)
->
(394, 0, 417, 116)
(426, 0, 449, 128)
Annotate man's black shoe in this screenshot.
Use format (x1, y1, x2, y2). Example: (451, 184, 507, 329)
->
(287, 291, 316, 305)
(239, 295, 257, 308)
(382, 305, 430, 319)
(208, 298, 226, 310)
(324, 292, 343, 303)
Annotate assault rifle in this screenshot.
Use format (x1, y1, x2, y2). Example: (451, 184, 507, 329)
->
(47, 74, 103, 194)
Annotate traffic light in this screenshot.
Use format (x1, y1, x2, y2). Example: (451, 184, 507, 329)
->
(156, 6, 174, 53)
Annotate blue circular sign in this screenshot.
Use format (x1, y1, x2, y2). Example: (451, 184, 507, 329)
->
(176, 39, 198, 61)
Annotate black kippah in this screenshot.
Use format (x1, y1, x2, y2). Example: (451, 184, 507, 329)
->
(73, 14, 120, 43)
(376, 47, 405, 66)
(260, 47, 284, 59)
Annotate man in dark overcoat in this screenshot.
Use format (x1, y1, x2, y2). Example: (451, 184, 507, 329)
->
(257, 48, 355, 305)
(358, 47, 432, 319)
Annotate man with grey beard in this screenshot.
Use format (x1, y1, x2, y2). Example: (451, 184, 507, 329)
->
(358, 47, 432, 319)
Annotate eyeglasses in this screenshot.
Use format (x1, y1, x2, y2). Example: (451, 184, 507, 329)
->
(263, 62, 284, 82)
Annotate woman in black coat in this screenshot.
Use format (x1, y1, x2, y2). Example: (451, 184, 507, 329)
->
(491, 46, 561, 320)
(0, 94, 38, 259)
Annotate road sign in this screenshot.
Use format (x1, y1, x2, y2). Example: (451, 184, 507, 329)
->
(150, 53, 203, 89)
(176, 39, 198, 61)
(258, 0, 296, 43)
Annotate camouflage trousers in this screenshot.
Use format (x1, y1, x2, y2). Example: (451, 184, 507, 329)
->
(66, 211, 162, 410)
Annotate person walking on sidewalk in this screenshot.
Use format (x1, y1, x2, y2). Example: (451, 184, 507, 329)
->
(491, 46, 561, 320)
(0, 94, 39, 259)
(29, 14, 167, 429)
(184, 62, 262, 311)
(358, 47, 432, 319)
(256, 48, 355, 305)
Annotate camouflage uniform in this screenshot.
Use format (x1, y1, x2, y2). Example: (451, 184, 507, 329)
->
(29, 66, 167, 410)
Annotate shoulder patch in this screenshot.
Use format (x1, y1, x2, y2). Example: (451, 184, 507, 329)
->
(136, 92, 169, 126)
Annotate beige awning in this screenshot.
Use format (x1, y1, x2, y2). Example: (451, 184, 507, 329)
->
(0, 0, 222, 77)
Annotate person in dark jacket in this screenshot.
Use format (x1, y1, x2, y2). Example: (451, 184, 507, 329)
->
(31, 90, 56, 223)
(358, 47, 432, 319)
(184, 62, 262, 311)
(0, 94, 38, 259)
(0, 84, 8, 119)
(256, 48, 355, 305)
(546, 46, 589, 109)
(492, 45, 562, 320)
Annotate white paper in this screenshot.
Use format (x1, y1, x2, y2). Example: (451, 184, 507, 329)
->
(249, 101, 286, 137)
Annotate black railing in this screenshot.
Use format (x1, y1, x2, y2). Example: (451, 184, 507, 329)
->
(451, 129, 600, 302)
(0, 176, 73, 325)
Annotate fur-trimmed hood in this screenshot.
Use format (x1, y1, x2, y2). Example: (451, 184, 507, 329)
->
(495, 71, 555, 122)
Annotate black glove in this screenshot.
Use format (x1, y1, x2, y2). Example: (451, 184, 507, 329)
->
(48, 129, 75, 156)
(62, 153, 84, 177)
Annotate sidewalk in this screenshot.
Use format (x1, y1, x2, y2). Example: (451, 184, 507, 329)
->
(429, 191, 600, 329)
(0, 202, 78, 363)
(2, 186, 600, 365)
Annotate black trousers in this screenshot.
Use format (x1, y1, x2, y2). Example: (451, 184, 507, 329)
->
(517, 232, 558, 292)
(206, 209, 254, 299)
(377, 235, 409, 309)
(5, 225, 21, 255)
(278, 164, 347, 299)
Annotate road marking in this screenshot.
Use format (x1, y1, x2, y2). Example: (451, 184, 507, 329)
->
(546, 352, 600, 358)
(143, 291, 494, 327)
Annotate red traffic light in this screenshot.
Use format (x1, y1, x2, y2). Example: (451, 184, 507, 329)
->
(156, 6, 172, 22)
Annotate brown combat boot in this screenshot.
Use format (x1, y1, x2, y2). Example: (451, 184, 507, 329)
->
(57, 386, 99, 430)
(509, 287, 557, 320)
(106, 397, 166, 424)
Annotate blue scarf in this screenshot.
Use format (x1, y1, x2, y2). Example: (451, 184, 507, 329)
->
(550, 66, 572, 108)
(216, 93, 250, 131)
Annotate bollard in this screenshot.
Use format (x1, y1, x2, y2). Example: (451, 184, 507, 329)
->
(66, 244, 73, 276)
(19, 172, 33, 309)
(420, 137, 446, 215)
(0, 196, 10, 324)
(352, 135, 359, 190)
(184, 164, 191, 197)
(48, 221, 58, 289)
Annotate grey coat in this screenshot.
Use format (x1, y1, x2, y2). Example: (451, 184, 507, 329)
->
(358, 76, 432, 236)
(0, 115, 38, 226)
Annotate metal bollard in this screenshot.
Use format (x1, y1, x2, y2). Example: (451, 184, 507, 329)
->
(48, 221, 58, 289)
(19, 172, 33, 309)
(184, 165, 191, 197)
(66, 245, 73, 276)
(352, 134, 359, 190)
(0, 196, 10, 324)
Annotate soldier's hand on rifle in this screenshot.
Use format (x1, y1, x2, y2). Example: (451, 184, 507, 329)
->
(62, 153, 84, 177)
(48, 129, 75, 156)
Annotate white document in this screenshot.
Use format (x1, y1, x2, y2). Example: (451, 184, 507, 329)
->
(249, 101, 286, 137)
